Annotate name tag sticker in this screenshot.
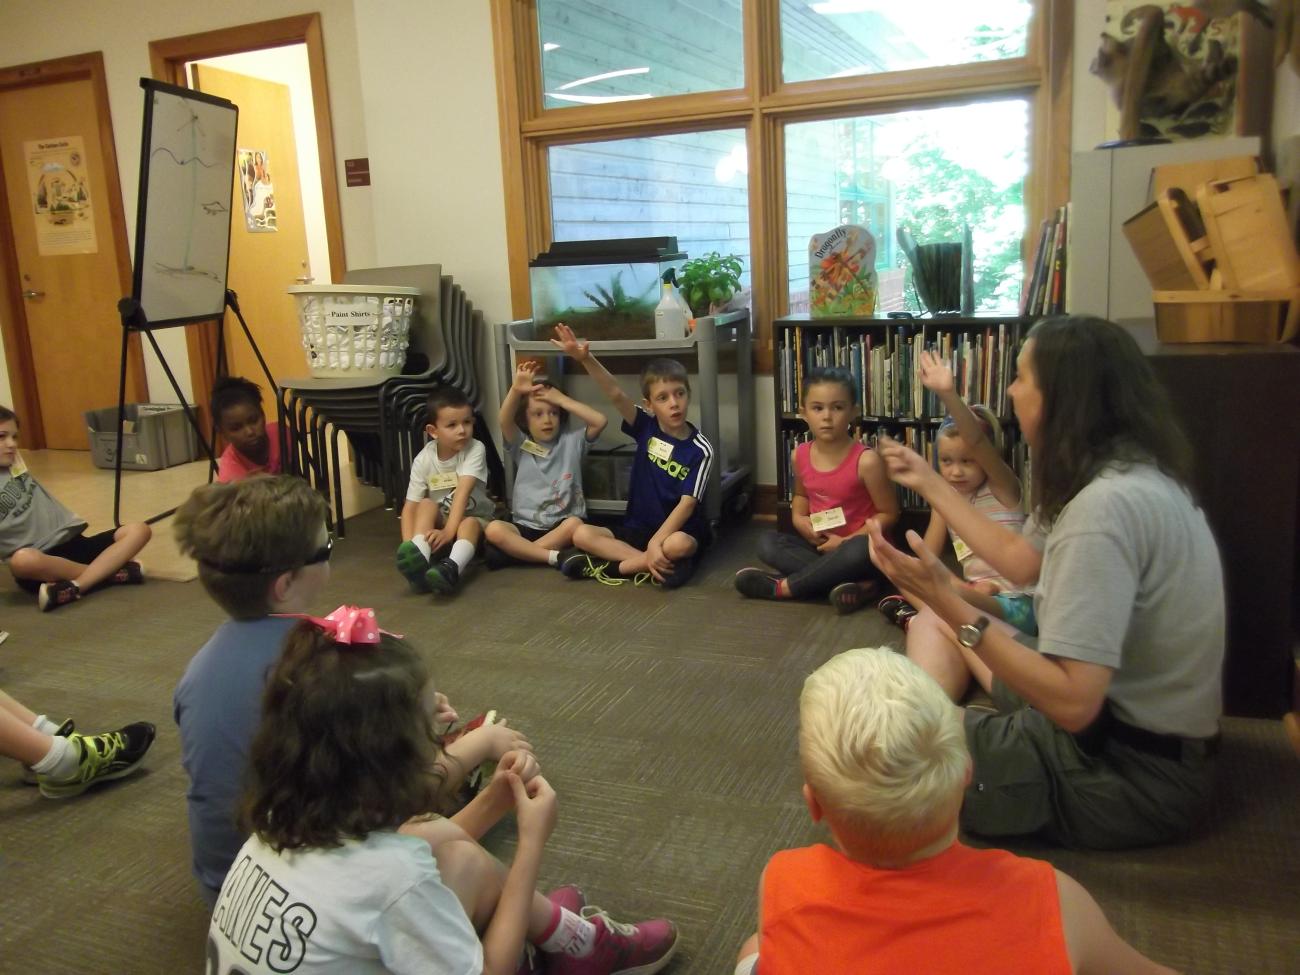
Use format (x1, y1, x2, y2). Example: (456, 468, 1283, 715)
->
(647, 437, 673, 461)
(953, 536, 972, 562)
(428, 471, 459, 492)
(810, 507, 847, 532)
(9, 452, 27, 478)
(520, 439, 551, 458)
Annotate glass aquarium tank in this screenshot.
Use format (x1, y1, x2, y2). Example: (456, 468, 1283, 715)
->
(529, 237, 686, 341)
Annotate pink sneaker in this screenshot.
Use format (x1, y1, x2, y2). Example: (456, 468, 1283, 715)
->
(547, 906, 679, 975)
(548, 885, 587, 915)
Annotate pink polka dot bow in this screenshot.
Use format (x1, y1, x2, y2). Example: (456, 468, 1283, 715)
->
(276, 605, 404, 644)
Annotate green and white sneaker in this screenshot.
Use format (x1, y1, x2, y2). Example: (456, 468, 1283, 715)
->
(22, 718, 74, 785)
(396, 541, 431, 592)
(37, 721, 156, 799)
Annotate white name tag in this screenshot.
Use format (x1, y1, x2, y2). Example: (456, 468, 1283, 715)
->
(647, 436, 673, 461)
(520, 438, 550, 458)
(428, 471, 458, 491)
(810, 507, 847, 533)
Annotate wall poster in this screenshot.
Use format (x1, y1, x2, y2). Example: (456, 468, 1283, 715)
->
(238, 148, 277, 232)
(23, 135, 98, 256)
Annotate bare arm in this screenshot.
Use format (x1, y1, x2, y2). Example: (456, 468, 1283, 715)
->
(441, 475, 479, 534)
(923, 508, 949, 557)
(498, 363, 541, 444)
(538, 385, 607, 440)
(479, 774, 556, 975)
(650, 494, 698, 549)
(1057, 870, 1180, 975)
(549, 323, 636, 424)
(790, 457, 822, 546)
(857, 449, 899, 534)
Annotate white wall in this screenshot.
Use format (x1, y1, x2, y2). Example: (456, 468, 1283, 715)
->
(0, 0, 375, 408)
(195, 46, 332, 287)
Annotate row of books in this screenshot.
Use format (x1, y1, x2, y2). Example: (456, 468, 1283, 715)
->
(1022, 203, 1070, 318)
(778, 425, 1031, 511)
(777, 323, 1019, 419)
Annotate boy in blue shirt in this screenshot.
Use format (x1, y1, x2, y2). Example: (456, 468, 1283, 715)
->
(550, 324, 712, 588)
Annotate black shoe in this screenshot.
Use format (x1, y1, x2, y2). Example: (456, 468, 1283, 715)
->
(734, 567, 780, 599)
(878, 595, 918, 628)
(558, 548, 613, 581)
(425, 558, 461, 594)
(483, 542, 514, 571)
(830, 580, 878, 615)
(38, 580, 81, 612)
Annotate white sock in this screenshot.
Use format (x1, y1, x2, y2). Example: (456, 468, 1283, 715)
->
(539, 907, 598, 957)
(411, 536, 432, 560)
(547, 550, 560, 566)
(31, 714, 60, 735)
(30, 735, 79, 779)
(449, 539, 475, 572)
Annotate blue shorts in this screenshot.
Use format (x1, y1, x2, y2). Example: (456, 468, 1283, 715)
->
(993, 593, 1037, 636)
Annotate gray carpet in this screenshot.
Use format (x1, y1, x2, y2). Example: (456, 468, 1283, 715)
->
(1, 511, 1298, 973)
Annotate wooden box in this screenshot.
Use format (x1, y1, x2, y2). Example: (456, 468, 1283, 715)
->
(1153, 288, 1300, 343)
(1197, 174, 1300, 291)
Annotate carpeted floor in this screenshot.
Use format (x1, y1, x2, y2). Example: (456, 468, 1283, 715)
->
(1, 511, 1298, 974)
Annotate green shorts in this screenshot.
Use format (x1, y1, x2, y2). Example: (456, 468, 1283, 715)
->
(961, 680, 1216, 849)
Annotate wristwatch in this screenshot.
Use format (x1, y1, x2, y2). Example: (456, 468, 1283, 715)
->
(956, 615, 991, 650)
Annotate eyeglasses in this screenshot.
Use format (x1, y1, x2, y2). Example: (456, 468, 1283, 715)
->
(201, 533, 334, 574)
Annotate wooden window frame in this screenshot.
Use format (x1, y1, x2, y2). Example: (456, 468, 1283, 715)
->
(491, 0, 1073, 372)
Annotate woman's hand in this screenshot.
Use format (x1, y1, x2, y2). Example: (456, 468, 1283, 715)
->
(512, 361, 542, 396)
(867, 523, 962, 614)
(877, 435, 942, 496)
(918, 349, 955, 395)
(549, 323, 589, 362)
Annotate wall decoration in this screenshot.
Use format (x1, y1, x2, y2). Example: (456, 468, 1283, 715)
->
(237, 148, 277, 232)
(23, 136, 98, 256)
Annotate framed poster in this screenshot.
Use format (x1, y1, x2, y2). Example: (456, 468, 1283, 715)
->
(131, 79, 238, 327)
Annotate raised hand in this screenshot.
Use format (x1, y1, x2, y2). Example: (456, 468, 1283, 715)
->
(549, 323, 589, 362)
(877, 434, 940, 496)
(512, 361, 543, 396)
(918, 349, 955, 395)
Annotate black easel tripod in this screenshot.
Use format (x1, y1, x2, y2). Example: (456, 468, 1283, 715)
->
(112, 288, 284, 527)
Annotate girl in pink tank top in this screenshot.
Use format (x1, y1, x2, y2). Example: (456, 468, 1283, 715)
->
(735, 367, 899, 613)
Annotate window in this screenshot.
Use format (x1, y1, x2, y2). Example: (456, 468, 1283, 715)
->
(493, 0, 1068, 371)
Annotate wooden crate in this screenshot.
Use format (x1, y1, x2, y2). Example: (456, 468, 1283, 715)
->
(1123, 190, 1212, 290)
(1197, 175, 1300, 291)
(1153, 288, 1300, 343)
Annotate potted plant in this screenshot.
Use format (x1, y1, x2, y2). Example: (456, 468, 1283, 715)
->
(677, 251, 743, 317)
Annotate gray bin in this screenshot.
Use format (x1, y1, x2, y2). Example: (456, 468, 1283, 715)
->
(84, 403, 198, 471)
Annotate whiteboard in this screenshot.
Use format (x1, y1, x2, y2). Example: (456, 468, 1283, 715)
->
(131, 80, 238, 327)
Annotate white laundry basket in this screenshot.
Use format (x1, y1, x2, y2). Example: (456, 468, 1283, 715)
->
(289, 284, 420, 378)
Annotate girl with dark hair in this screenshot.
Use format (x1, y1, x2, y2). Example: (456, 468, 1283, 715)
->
(867, 316, 1224, 851)
(207, 610, 679, 975)
(211, 376, 282, 483)
(734, 366, 899, 613)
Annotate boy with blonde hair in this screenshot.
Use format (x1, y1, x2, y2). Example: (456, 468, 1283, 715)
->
(737, 648, 1178, 975)
(174, 476, 525, 905)
(550, 324, 712, 587)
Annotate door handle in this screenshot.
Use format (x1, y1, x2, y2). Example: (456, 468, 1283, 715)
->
(21, 290, 45, 299)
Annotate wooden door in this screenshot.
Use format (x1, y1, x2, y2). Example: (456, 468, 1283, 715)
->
(0, 58, 146, 449)
(192, 64, 311, 414)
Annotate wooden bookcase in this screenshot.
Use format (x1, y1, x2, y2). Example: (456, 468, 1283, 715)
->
(772, 314, 1026, 530)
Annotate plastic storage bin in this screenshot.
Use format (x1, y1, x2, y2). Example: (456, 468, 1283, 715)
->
(84, 403, 198, 471)
(288, 283, 420, 378)
(528, 237, 685, 342)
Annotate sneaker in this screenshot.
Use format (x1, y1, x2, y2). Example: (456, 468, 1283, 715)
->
(22, 718, 74, 785)
(547, 906, 679, 975)
(37, 721, 156, 799)
(734, 567, 779, 600)
(877, 595, 917, 628)
(38, 580, 81, 612)
(559, 549, 619, 585)
(111, 561, 145, 586)
(548, 885, 587, 915)
(396, 541, 431, 592)
(425, 557, 461, 594)
(484, 542, 515, 571)
(829, 580, 877, 615)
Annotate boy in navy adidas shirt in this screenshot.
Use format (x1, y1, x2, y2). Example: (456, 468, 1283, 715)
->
(550, 323, 712, 588)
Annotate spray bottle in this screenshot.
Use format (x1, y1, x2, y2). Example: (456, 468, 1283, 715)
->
(654, 268, 689, 340)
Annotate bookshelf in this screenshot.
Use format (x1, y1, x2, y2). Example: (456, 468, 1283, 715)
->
(773, 314, 1027, 529)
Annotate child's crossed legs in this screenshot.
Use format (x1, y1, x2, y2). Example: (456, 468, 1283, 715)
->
(571, 523, 698, 587)
(9, 522, 150, 594)
(486, 517, 582, 566)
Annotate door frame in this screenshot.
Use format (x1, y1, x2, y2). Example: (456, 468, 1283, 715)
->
(0, 51, 147, 450)
(149, 13, 346, 426)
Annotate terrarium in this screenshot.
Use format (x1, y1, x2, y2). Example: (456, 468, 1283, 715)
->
(528, 237, 686, 341)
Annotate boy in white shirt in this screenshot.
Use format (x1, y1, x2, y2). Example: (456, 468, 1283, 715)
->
(396, 386, 494, 594)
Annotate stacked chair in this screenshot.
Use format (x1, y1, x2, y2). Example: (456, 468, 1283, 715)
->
(278, 264, 501, 536)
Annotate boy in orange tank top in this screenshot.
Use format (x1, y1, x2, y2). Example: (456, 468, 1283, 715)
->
(735, 648, 1178, 975)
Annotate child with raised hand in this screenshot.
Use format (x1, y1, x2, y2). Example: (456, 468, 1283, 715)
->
(208, 613, 679, 975)
(877, 349, 1031, 632)
(734, 367, 898, 613)
(484, 361, 606, 570)
(0, 406, 150, 612)
(211, 375, 282, 483)
(174, 475, 518, 906)
(550, 323, 713, 588)
(396, 385, 495, 594)
(736, 647, 1178, 975)
(1, 685, 154, 799)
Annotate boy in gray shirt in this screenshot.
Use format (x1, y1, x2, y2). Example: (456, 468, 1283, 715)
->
(0, 406, 151, 612)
